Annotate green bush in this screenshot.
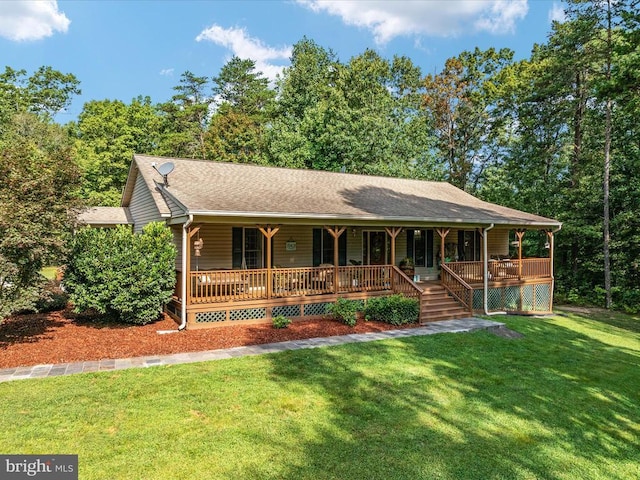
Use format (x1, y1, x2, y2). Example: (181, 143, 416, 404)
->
(328, 298, 362, 327)
(615, 288, 640, 314)
(364, 295, 419, 326)
(272, 315, 292, 329)
(64, 222, 177, 325)
(35, 280, 68, 313)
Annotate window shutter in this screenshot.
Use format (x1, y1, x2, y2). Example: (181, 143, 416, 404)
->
(312, 228, 321, 267)
(426, 230, 434, 267)
(232, 227, 243, 268)
(406, 229, 414, 260)
(338, 233, 347, 266)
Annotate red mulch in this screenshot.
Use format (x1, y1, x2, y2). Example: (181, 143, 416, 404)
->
(0, 308, 415, 369)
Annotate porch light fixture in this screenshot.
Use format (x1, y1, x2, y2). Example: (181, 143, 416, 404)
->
(544, 241, 550, 249)
(193, 238, 204, 257)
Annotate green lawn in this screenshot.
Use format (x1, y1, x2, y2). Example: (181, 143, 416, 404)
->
(1, 310, 639, 479)
(40, 266, 59, 280)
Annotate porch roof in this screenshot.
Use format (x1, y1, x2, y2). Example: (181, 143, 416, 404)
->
(127, 154, 560, 228)
(78, 207, 133, 227)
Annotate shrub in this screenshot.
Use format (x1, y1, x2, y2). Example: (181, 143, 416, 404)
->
(64, 222, 177, 325)
(272, 315, 291, 329)
(615, 288, 640, 314)
(364, 295, 419, 326)
(35, 280, 68, 313)
(328, 298, 362, 327)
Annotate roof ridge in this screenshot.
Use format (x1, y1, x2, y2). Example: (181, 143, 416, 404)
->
(133, 153, 447, 186)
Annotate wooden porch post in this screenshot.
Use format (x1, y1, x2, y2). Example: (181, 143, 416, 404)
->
(325, 226, 346, 294)
(515, 230, 526, 279)
(547, 229, 556, 310)
(258, 225, 280, 299)
(385, 227, 402, 267)
(187, 226, 201, 305)
(436, 228, 450, 267)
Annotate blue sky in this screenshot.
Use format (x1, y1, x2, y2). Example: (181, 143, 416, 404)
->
(1, 0, 566, 122)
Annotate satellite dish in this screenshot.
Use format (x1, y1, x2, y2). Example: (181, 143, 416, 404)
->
(152, 162, 175, 187)
(157, 162, 174, 176)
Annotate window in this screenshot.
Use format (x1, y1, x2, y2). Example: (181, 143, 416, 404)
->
(407, 229, 434, 268)
(363, 231, 390, 265)
(457, 230, 481, 261)
(313, 228, 347, 266)
(232, 227, 264, 269)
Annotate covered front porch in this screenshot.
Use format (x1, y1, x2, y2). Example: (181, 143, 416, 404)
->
(166, 222, 557, 329)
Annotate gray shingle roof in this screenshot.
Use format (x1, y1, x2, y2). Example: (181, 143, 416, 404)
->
(78, 207, 133, 226)
(130, 154, 560, 227)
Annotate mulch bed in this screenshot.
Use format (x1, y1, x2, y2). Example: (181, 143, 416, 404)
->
(0, 308, 416, 369)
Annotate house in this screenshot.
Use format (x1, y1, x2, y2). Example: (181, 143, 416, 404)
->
(80, 154, 561, 330)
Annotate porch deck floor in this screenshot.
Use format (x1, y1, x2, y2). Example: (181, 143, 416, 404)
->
(0, 318, 504, 383)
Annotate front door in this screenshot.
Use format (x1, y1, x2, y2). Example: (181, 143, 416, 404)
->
(363, 231, 388, 265)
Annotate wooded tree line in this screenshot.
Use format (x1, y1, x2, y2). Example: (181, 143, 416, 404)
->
(1, 0, 638, 313)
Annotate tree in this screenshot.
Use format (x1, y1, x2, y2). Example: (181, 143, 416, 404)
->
(0, 66, 80, 123)
(157, 71, 211, 159)
(481, 0, 640, 311)
(268, 40, 437, 177)
(205, 57, 275, 163)
(422, 48, 514, 191)
(0, 113, 82, 319)
(72, 96, 162, 206)
(266, 38, 338, 169)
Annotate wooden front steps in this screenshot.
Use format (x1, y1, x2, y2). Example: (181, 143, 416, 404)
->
(419, 284, 470, 324)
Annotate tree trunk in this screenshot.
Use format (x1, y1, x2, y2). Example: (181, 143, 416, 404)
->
(603, 0, 613, 309)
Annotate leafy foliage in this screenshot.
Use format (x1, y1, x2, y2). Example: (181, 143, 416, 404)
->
(71, 96, 162, 206)
(327, 298, 363, 327)
(272, 315, 292, 329)
(64, 222, 177, 325)
(0, 66, 80, 123)
(364, 295, 419, 326)
(157, 71, 210, 159)
(0, 112, 82, 320)
(423, 47, 514, 191)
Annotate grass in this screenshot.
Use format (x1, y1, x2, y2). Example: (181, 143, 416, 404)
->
(40, 266, 59, 280)
(1, 309, 639, 479)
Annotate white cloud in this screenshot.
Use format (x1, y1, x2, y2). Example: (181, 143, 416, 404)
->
(159, 68, 174, 76)
(297, 0, 529, 44)
(196, 24, 292, 81)
(548, 2, 566, 23)
(0, 0, 70, 41)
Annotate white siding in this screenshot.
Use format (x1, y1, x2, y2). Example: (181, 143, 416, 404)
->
(488, 229, 509, 257)
(172, 226, 182, 271)
(273, 225, 313, 267)
(165, 194, 186, 217)
(129, 173, 163, 233)
(189, 224, 233, 270)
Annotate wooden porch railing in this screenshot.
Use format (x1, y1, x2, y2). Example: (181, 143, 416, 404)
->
(448, 258, 551, 282)
(440, 263, 473, 313)
(389, 266, 423, 299)
(186, 265, 421, 304)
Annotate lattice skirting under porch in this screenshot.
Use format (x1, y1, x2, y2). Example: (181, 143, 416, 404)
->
(175, 292, 385, 329)
(472, 281, 553, 314)
(191, 301, 334, 326)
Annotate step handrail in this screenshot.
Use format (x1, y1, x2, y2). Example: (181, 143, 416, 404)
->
(440, 263, 473, 314)
(391, 266, 423, 299)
